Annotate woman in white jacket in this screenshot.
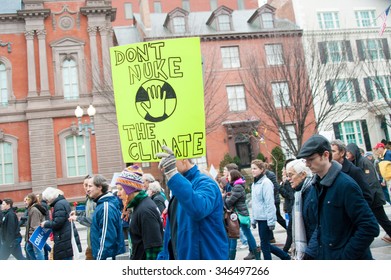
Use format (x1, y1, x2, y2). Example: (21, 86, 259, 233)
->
(250, 160, 291, 260)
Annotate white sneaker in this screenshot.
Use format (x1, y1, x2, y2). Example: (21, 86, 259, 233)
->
(239, 244, 249, 249)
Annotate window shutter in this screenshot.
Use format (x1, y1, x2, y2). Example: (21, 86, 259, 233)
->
(363, 77, 373, 101)
(333, 123, 341, 140)
(356, 40, 364, 61)
(352, 79, 361, 102)
(361, 120, 372, 151)
(382, 38, 390, 60)
(318, 42, 327, 64)
(325, 80, 335, 105)
(345, 41, 353, 62)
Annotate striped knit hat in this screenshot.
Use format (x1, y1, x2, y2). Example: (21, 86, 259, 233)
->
(116, 165, 144, 195)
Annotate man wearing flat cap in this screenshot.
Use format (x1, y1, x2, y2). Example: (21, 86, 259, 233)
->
(297, 134, 379, 260)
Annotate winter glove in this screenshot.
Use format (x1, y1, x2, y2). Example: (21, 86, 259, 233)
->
(156, 145, 178, 181)
(268, 225, 275, 231)
(251, 223, 257, 229)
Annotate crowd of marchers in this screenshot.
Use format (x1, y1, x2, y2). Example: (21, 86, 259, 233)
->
(0, 137, 391, 260)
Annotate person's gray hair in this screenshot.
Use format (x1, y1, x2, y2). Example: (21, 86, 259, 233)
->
(142, 173, 155, 183)
(42, 187, 63, 204)
(286, 159, 312, 177)
(148, 181, 162, 193)
(330, 139, 346, 153)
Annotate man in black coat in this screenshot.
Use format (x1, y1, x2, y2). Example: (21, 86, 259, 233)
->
(0, 199, 25, 259)
(346, 142, 391, 244)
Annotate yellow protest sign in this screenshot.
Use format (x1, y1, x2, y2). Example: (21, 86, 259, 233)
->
(110, 37, 206, 162)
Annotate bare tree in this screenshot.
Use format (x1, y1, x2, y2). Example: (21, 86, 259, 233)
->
(240, 34, 359, 156)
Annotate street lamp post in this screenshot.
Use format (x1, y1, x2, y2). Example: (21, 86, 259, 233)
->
(74, 104, 96, 176)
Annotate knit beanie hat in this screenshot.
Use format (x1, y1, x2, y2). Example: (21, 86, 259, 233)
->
(116, 165, 144, 195)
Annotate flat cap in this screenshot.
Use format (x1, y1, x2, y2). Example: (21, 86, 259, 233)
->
(297, 134, 331, 159)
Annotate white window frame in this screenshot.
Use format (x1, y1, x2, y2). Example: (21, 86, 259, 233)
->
(362, 39, 385, 60)
(261, 13, 274, 28)
(154, 1, 162, 13)
(272, 82, 290, 108)
(368, 76, 391, 100)
(62, 58, 80, 100)
(265, 44, 284, 65)
(0, 57, 13, 105)
(59, 128, 89, 178)
(227, 85, 246, 112)
(173, 16, 186, 33)
(124, 3, 133, 19)
(355, 10, 376, 27)
(338, 121, 364, 145)
(218, 14, 231, 31)
(326, 41, 348, 63)
(333, 79, 356, 103)
(279, 124, 297, 159)
(0, 132, 18, 186)
(317, 11, 340, 30)
(221, 46, 240, 68)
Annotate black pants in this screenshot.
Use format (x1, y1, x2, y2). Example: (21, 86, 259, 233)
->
(372, 205, 391, 236)
(283, 213, 292, 252)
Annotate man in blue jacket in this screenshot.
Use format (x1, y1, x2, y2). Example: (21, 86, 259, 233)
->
(156, 145, 228, 260)
(297, 135, 379, 259)
(88, 174, 125, 260)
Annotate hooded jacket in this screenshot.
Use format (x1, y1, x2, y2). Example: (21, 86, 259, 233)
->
(1, 207, 22, 246)
(91, 192, 125, 260)
(224, 178, 249, 216)
(346, 143, 386, 208)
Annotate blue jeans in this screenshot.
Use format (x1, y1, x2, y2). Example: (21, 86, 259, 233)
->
(256, 220, 290, 260)
(240, 228, 248, 245)
(26, 242, 45, 260)
(229, 223, 258, 256)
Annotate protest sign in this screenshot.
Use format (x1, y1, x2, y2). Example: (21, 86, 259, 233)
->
(29, 226, 52, 251)
(110, 37, 206, 162)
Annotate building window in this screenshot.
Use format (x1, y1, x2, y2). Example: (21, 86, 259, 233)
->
(218, 14, 231, 31)
(193, 156, 208, 170)
(154, 1, 162, 13)
(62, 58, 79, 100)
(237, 0, 245, 10)
(279, 124, 297, 159)
(221, 46, 240, 68)
(332, 80, 356, 103)
(317, 12, 340, 29)
(261, 13, 274, 28)
(0, 141, 14, 185)
(210, 0, 218, 10)
(141, 162, 151, 168)
(337, 121, 364, 145)
(357, 39, 390, 61)
(227, 85, 246, 111)
(65, 135, 87, 177)
(364, 76, 391, 101)
(355, 10, 376, 27)
(182, 0, 190, 12)
(172, 16, 186, 33)
(320, 41, 351, 63)
(265, 44, 284, 65)
(124, 3, 133, 19)
(272, 82, 290, 107)
(0, 63, 8, 105)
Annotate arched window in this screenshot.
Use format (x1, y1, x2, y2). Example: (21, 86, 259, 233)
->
(0, 141, 14, 185)
(0, 62, 8, 105)
(62, 58, 79, 100)
(65, 134, 87, 177)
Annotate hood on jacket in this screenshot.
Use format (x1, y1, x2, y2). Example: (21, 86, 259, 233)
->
(34, 203, 47, 216)
(346, 143, 362, 166)
(234, 178, 246, 185)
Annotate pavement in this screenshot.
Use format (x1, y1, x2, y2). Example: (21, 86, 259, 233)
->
(13, 203, 391, 260)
